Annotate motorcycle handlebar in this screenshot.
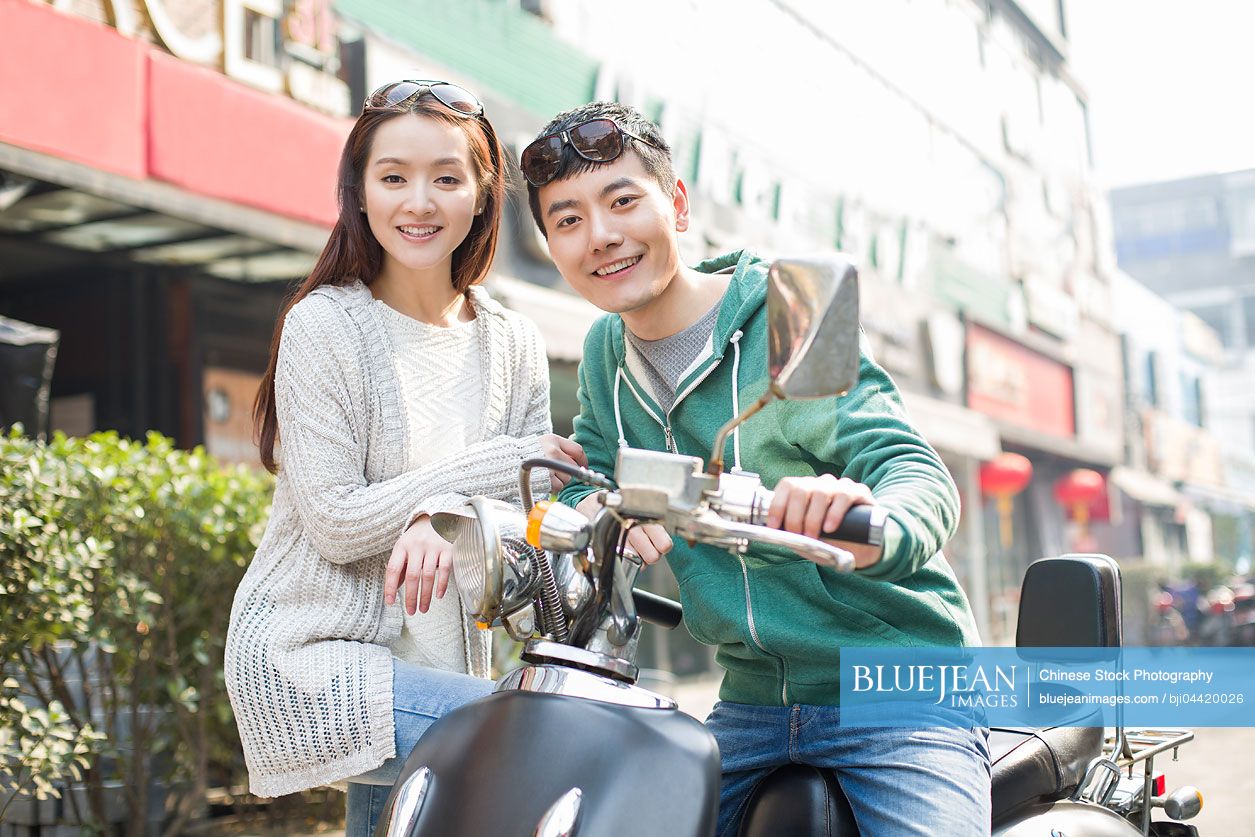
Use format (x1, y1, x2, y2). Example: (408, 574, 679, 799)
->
(632, 589, 683, 629)
(520, 458, 616, 512)
(819, 504, 886, 547)
(677, 510, 856, 573)
(751, 492, 887, 547)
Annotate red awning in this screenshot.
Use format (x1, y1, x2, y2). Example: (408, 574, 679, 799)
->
(0, 0, 349, 230)
(0, 0, 147, 179)
(147, 51, 349, 228)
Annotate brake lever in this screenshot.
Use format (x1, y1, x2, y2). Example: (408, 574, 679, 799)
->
(672, 509, 856, 573)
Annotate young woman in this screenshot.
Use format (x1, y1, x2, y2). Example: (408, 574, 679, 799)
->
(224, 80, 585, 836)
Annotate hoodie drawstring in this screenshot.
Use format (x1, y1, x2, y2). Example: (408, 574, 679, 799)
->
(614, 328, 744, 464)
(613, 367, 629, 448)
(729, 329, 744, 472)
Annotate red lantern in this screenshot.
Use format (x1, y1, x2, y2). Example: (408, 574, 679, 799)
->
(980, 453, 1033, 497)
(1054, 469, 1106, 534)
(980, 453, 1034, 549)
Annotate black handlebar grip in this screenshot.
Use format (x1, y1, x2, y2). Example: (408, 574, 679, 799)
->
(821, 504, 888, 547)
(633, 588, 683, 630)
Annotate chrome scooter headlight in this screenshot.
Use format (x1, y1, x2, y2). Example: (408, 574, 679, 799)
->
(432, 497, 539, 625)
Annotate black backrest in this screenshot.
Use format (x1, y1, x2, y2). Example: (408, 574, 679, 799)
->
(1016, 554, 1122, 649)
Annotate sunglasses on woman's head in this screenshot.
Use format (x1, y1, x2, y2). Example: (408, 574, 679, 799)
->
(520, 118, 660, 187)
(363, 80, 484, 117)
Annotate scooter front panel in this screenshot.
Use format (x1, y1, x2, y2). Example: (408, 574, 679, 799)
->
(376, 689, 720, 837)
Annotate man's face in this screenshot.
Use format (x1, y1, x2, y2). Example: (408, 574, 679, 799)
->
(537, 151, 687, 316)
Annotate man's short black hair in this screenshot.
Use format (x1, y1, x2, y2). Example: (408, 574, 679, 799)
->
(525, 101, 676, 237)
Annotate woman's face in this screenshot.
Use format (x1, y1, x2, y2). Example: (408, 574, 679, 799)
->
(362, 113, 481, 281)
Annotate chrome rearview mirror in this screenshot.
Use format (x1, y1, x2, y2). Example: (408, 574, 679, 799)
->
(767, 255, 860, 399)
(708, 254, 860, 475)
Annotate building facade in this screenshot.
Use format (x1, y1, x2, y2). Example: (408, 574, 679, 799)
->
(1111, 170, 1255, 572)
(1110, 270, 1230, 571)
(521, 0, 1128, 642)
(3, 0, 1180, 648)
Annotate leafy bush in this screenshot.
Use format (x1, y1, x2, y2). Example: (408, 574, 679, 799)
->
(1, 429, 271, 834)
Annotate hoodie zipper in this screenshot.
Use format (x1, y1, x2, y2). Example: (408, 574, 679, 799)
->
(620, 356, 723, 455)
(618, 375, 673, 450)
(739, 556, 789, 705)
(662, 355, 787, 700)
(621, 348, 788, 702)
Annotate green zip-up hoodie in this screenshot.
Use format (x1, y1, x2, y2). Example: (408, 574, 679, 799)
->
(558, 250, 980, 706)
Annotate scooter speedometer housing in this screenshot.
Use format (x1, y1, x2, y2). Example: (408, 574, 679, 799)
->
(432, 497, 538, 624)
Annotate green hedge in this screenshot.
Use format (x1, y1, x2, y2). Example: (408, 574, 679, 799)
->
(1, 429, 271, 834)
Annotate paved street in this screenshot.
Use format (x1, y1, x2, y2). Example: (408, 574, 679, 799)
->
(1159, 726, 1255, 835)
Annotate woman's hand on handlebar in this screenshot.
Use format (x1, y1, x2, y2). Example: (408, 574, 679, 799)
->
(538, 434, 587, 492)
(575, 492, 673, 565)
(385, 515, 453, 615)
(768, 474, 883, 568)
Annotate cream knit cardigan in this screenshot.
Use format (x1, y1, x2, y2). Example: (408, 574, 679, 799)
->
(224, 280, 551, 797)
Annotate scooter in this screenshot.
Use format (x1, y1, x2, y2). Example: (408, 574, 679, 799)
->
(1194, 585, 1236, 647)
(371, 256, 1203, 837)
(1232, 580, 1255, 646)
(987, 553, 1203, 837)
(1150, 587, 1190, 646)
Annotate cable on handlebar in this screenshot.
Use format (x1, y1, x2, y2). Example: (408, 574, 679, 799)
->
(519, 458, 617, 513)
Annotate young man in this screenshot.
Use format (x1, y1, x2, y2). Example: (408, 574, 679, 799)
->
(523, 102, 990, 837)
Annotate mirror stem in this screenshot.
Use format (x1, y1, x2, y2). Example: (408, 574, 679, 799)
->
(707, 390, 777, 476)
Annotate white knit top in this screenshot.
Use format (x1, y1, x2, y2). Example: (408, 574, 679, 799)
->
(376, 300, 479, 673)
(224, 280, 551, 797)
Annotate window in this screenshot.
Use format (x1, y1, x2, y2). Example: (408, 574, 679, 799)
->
(1144, 351, 1159, 408)
(1193, 304, 1233, 349)
(1181, 373, 1202, 428)
(1243, 296, 1255, 349)
(244, 10, 279, 66)
(1228, 191, 1255, 257)
(1195, 377, 1206, 428)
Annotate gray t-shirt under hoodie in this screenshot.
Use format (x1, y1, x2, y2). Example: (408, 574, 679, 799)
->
(624, 295, 723, 415)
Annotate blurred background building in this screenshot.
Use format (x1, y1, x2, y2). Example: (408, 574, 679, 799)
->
(2, 0, 1254, 650)
(1110, 172, 1255, 564)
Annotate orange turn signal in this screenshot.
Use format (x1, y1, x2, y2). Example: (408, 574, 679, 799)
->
(526, 500, 551, 548)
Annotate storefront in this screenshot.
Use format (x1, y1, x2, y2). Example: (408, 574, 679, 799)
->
(964, 320, 1127, 642)
(0, 0, 605, 459)
(1144, 409, 1255, 570)
(0, 0, 353, 457)
(860, 269, 1002, 639)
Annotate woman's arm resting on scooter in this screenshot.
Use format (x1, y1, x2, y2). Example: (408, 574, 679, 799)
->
(275, 304, 547, 563)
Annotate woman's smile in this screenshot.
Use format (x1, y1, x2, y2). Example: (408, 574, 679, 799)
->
(396, 223, 443, 242)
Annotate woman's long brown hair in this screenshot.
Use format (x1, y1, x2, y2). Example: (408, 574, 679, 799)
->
(253, 94, 508, 473)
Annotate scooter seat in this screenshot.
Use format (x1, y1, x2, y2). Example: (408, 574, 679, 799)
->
(738, 764, 860, 837)
(989, 724, 1104, 820)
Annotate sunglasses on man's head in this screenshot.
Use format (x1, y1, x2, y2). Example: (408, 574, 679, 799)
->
(520, 118, 660, 187)
(363, 80, 484, 117)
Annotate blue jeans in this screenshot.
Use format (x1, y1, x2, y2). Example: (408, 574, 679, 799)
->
(706, 701, 991, 837)
(343, 659, 493, 837)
